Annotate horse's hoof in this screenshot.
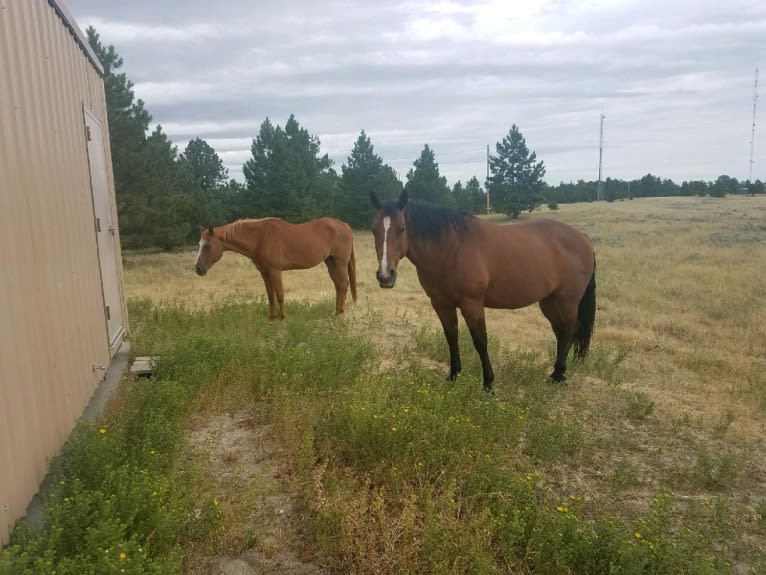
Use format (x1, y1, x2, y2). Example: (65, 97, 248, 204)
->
(548, 372, 567, 383)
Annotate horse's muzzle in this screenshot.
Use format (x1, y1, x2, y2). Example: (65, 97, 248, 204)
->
(195, 266, 207, 276)
(376, 269, 397, 289)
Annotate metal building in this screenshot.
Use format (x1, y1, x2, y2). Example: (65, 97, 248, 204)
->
(0, 0, 128, 545)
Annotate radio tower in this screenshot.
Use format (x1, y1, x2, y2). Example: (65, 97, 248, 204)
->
(597, 113, 605, 200)
(749, 68, 759, 183)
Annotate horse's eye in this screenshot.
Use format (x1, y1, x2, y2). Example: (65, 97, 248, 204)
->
(399, 226, 406, 233)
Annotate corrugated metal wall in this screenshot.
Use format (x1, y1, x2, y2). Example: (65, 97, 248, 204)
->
(0, 0, 127, 545)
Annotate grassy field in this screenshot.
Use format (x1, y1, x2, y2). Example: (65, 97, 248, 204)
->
(126, 195, 766, 445)
(124, 195, 766, 573)
(3, 196, 764, 574)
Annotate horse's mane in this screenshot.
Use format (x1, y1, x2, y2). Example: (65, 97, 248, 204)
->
(216, 218, 279, 241)
(403, 201, 474, 241)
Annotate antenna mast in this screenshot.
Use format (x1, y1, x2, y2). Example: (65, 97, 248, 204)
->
(486, 144, 490, 214)
(597, 113, 605, 200)
(749, 68, 759, 183)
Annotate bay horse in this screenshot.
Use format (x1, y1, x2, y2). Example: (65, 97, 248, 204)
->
(194, 217, 357, 321)
(370, 190, 595, 391)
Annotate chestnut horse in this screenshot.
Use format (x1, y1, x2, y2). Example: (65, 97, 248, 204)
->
(370, 190, 595, 391)
(194, 217, 357, 321)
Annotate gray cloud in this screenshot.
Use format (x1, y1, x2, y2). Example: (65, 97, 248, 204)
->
(66, 0, 765, 186)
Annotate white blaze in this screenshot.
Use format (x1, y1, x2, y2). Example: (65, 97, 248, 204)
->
(194, 238, 206, 268)
(379, 216, 390, 277)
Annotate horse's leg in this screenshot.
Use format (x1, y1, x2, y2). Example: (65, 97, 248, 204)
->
(432, 302, 461, 381)
(259, 270, 277, 322)
(539, 293, 578, 382)
(271, 270, 286, 320)
(459, 301, 495, 391)
(324, 256, 350, 314)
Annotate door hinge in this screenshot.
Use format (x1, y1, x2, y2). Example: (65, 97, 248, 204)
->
(86, 125, 92, 141)
(105, 305, 111, 321)
(96, 217, 101, 232)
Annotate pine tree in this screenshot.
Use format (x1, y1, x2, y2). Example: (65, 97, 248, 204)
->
(465, 176, 486, 214)
(488, 125, 546, 218)
(338, 131, 402, 228)
(117, 126, 194, 249)
(449, 181, 466, 210)
(242, 115, 337, 220)
(181, 138, 228, 190)
(87, 27, 202, 249)
(404, 144, 450, 205)
(86, 27, 151, 196)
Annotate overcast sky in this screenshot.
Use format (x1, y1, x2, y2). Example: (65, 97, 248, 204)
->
(65, 0, 765, 187)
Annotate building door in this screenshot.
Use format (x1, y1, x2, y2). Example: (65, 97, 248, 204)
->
(83, 107, 124, 355)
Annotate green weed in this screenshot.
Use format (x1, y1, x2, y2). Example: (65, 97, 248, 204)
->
(608, 460, 643, 490)
(671, 449, 746, 492)
(621, 389, 656, 421)
(498, 349, 548, 389)
(0, 377, 207, 575)
(749, 372, 766, 412)
(570, 343, 629, 386)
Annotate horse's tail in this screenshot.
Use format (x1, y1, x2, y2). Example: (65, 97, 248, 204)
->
(348, 242, 357, 302)
(573, 260, 596, 360)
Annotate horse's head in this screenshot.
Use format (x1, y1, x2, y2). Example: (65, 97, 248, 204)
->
(370, 190, 408, 289)
(194, 225, 224, 276)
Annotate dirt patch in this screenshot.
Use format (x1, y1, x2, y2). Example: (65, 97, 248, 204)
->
(188, 412, 327, 575)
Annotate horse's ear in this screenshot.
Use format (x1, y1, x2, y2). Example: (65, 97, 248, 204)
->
(397, 190, 408, 210)
(207, 224, 215, 237)
(370, 191, 381, 209)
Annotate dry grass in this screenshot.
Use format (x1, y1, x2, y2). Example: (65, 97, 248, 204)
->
(123, 195, 766, 568)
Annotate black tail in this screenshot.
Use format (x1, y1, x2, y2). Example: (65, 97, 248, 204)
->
(573, 262, 596, 360)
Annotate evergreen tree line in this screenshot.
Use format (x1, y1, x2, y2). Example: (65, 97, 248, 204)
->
(88, 29, 764, 250)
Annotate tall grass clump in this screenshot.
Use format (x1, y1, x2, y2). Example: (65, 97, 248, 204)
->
(308, 366, 533, 573)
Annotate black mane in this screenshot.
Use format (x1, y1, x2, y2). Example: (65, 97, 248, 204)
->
(379, 200, 474, 241)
